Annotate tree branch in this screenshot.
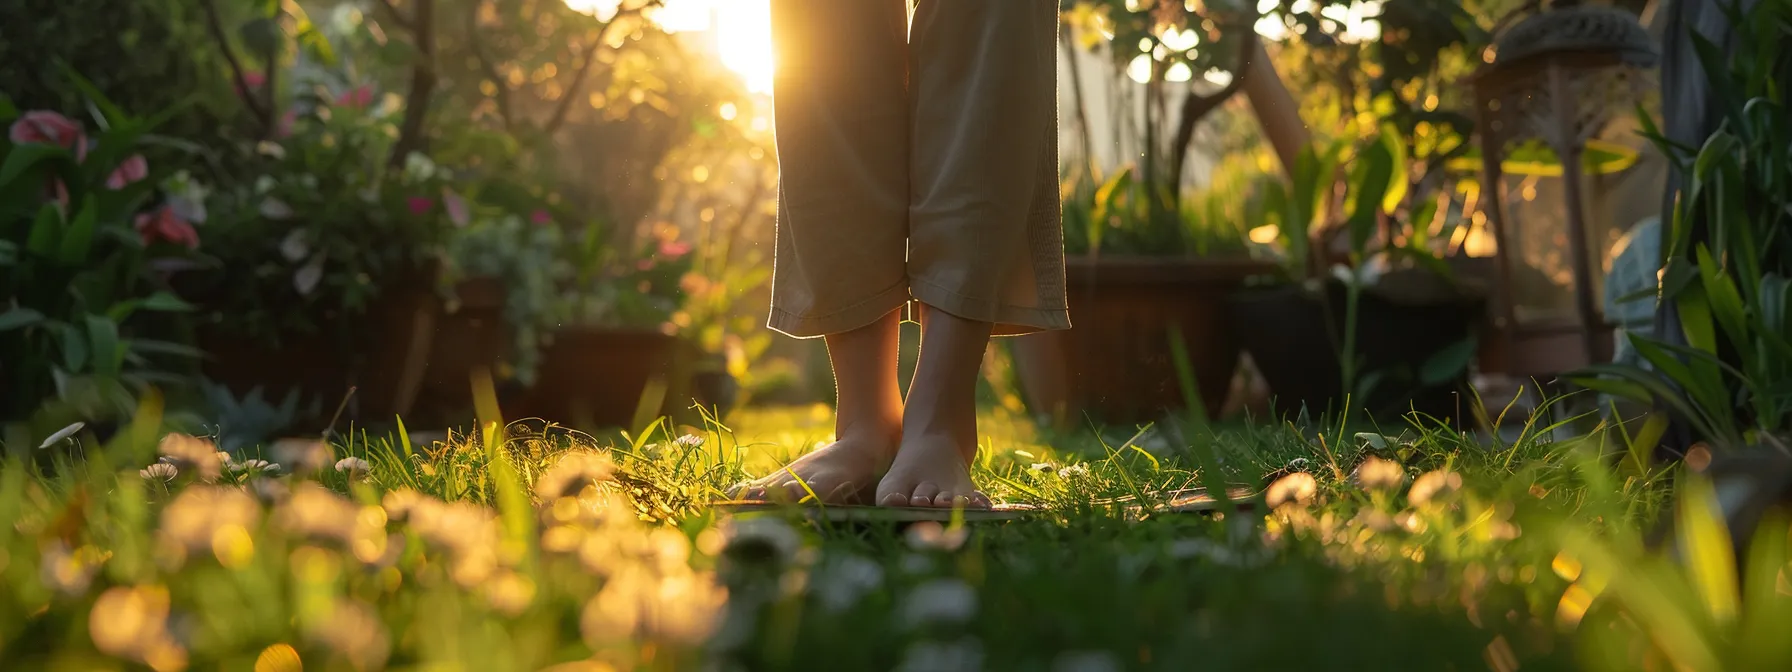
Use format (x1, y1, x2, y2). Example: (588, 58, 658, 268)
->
(466, 0, 514, 131)
(388, 0, 436, 168)
(543, 1, 658, 135)
(1168, 31, 1255, 206)
(199, 0, 271, 133)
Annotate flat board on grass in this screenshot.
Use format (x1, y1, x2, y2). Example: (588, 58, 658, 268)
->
(712, 486, 1262, 523)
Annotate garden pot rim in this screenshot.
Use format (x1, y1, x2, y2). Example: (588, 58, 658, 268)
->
(1065, 255, 1277, 286)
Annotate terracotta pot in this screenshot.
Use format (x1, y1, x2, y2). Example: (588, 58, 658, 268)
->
(1010, 256, 1274, 426)
(1225, 278, 1485, 424)
(507, 327, 680, 430)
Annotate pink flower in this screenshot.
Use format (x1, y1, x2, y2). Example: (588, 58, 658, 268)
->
(235, 71, 266, 99)
(106, 155, 148, 189)
(8, 110, 88, 161)
(406, 197, 434, 216)
(658, 240, 692, 259)
(336, 85, 374, 109)
(529, 209, 552, 226)
(441, 188, 469, 227)
(134, 206, 200, 250)
(636, 259, 656, 271)
(276, 110, 297, 139)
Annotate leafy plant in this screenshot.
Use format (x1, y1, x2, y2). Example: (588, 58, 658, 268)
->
(442, 205, 570, 384)
(200, 379, 313, 454)
(0, 79, 203, 434)
(1572, 0, 1792, 451)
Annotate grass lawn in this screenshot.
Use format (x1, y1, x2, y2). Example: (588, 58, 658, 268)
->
(2, 400, 1786, 671)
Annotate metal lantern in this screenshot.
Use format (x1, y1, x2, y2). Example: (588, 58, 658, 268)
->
(1471, 4, 1659, 377)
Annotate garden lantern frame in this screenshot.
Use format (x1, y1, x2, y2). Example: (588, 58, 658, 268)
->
(1470, 4, 1658, 377)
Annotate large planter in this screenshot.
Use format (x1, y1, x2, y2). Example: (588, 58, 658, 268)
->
(197, 269, 508, 427)
(1010, 256, 1274, 426)
(1226, 274, 1486, 424)
(505, 327, 681, 430)
(197, 267, 426, 425)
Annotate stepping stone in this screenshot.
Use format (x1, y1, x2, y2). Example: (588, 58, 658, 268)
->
(712, 486, 1262, 523)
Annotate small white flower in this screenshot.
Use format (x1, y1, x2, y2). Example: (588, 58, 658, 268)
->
(215, 451, 235, 469)
(812, 554, 884, 613)
(279, 229, 311, 262)
(674, 433, 705, 449)
(254, 175, 277, 194)
(1029, 462, 1056, 473)
(404, 152, 438, 182)
(1052, 650, 1122, 672)
(1060, 462, 1090, 479)
(1408, 470, 1462, 507)
(140, 463, 179, 482)
(255, 140, 286, 159)
(38, 422, 85, 449)
(1265, 472, 1317, 509)
(1286, 457, 1311, 470)
(896, 638, 984, 672)
(1353, 456, 1406, 491)
(232, 459, 279, 474)
(901, 579, 977, 628)
(259, 197, 294, 219)
(335, 456, 372, 477)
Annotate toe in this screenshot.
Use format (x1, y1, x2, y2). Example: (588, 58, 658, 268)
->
(933, 491, 965, 508)
(910, 482, 941, 507)
(880, 490, 912, 507)
(971, 492, 993, 509)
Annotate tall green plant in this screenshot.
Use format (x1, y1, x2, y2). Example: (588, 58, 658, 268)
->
(1572, 0, 1792, 451)
(0, 80, 203, 433)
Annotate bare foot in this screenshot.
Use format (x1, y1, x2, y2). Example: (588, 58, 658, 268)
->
(875, 433, 991, 509)
(733, 432, 896, 504)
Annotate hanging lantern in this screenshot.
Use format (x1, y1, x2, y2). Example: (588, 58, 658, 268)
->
(1470, 3, 1659, 377)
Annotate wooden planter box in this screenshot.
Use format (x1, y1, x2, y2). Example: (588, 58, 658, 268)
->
(1009, 256, 1275, 426)
(505, 327, 681, 429)
(197, 267, 487, 426)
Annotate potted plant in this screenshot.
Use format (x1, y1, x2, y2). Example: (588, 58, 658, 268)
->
(505, 223, 697, 429)
(1226, 128, 1486, 424)
(0, 84, 207, 440)
(1011, 2, 1274, 426)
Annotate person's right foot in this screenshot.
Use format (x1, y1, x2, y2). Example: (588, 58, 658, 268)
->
(731, 431, 898, 504)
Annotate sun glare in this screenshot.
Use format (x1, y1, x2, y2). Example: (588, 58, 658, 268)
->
(565, 0, 775, 96)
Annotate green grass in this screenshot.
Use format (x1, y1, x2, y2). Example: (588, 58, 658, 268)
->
(1, 396, 1788, 671)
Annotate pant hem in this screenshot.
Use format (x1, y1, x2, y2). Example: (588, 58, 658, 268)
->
(909, 275, 1071, 337)
(766, 280, 913, 339)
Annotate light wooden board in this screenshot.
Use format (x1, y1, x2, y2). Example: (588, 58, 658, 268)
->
(712, 486, 1262, 523)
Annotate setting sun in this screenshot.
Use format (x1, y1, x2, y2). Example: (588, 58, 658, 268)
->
(564, 0, 775, 95)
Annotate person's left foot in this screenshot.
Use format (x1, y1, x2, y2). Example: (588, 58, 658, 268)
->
(875, 432, 990, 508)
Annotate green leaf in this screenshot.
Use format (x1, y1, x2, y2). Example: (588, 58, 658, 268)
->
(1695, 245, 1750, 350)
(25, 202, 61, 256)
(139, 292, 194, 312)
(0, 308, 45, 332)
(129, 339, 206, 359)
(56, 200, 97, 264)
(1347, 133, 1396, 254)
(57, 323, 88, 372)
(1378, 123, 1409, 214)
(0, 94, 17, 123)
(57, 61, 129, 128)
(84, 315, 121, 377)
(1418, 336, 1477, 386)
(0, 143, 74, 189)
(1676, 474, 1739, 625)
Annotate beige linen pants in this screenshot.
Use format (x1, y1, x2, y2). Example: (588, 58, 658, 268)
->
(766, 0, 1070, 338)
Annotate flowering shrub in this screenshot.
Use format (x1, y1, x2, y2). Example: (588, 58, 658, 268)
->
(187, 84, 463, 344)
(0, 87, 203, 427)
